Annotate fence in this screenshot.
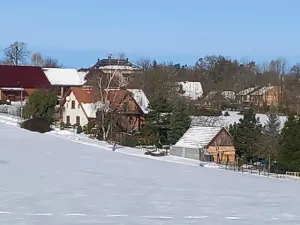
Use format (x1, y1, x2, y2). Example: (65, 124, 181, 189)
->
(0, 104, 21, 117)
(218, 163, 300, 181)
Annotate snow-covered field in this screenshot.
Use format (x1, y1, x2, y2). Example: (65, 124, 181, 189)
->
(0, 116, 300, 224)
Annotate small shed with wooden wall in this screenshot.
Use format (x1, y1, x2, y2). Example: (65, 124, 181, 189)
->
(171, 126, 236, 165)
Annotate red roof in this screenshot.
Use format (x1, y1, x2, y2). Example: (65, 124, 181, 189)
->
(0, 65, 51, 88)
(71, 87, 96, 103)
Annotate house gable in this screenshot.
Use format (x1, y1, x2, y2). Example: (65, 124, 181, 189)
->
(61, 90, 90, 126)
(207, 128, 234, 147)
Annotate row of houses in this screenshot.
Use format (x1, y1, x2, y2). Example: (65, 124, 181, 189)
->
(0, 57, 236, 165)
(202, 85, 282, 109)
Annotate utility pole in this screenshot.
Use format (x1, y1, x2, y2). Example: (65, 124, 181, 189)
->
(268, 149, 271, 176)
(20, 87, 23, 118)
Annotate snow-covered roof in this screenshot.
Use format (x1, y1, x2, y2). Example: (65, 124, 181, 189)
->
(250, 86, 275, 96)
(174, 126, 223, 149)
(236, 87, 257, 96)
(127, 89, 149, 114)
(177, 81, 203, 100)
(1, 87, 25, 91)
(43, 68, 84, 86)
(77, 71, 89, 84)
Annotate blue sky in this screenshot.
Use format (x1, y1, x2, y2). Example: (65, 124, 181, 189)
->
(1, 0, 300, 68)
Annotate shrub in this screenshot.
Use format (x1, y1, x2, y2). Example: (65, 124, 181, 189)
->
(23, 90, 57, 119)
(223, 111, 230, 117)
(85, 121, 94, 134)
(21, 117, 52, 133)
(76, 125, 83, 134)
(65, 122, 71, 128)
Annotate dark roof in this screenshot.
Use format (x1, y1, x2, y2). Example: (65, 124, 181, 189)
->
(0, 65, 51, 88)
(92, 57, 139, 69)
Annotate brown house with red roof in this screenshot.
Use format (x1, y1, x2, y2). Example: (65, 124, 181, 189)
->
(60, 87, 149, 132)
(0, 65, 51, 101)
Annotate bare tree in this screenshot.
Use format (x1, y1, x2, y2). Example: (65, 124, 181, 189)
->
(136, 57, 152, 71)
(43, 57, 63, 68)
(90, 56, 134, 141)
(3, 41, 30, 65)
(191, 115, 224, 127)
(31, 52, 44, 66)
(290, 63, 300, 78)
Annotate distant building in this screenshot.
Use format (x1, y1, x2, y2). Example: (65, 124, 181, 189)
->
(236, 85, 282, 107)
(81, 56, 141, 87)
(203, 90, 236, 109)
(177, 81, 203, 100)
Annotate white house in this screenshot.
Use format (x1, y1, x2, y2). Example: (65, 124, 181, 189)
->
(60, 87, 96, 126)
(177, 81, 203, 100)
(60, 87, 150, 128)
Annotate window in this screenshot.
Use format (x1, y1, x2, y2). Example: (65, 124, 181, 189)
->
(71, 100, 75, 109)
(76, 116, 80, 125)
(123, 102, 129, 112)
(66, 116, 70, 123)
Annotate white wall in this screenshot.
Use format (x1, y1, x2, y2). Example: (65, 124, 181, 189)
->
(62, 91, 89, 126)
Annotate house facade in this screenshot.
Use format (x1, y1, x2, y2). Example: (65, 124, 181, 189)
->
(249, 85, 282, 107)
(177, 81, 203, 101)
(203, 90, 236, 109)
(236, 85, 282, 107)
(60, 87, 96, 126)
(60, 87, 149, 131)
(171, 126, 236, 165)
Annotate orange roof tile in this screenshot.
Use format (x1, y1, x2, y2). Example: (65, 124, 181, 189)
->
(71, 87, 96, 103)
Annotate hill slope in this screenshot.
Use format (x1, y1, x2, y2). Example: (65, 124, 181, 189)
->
(0, 123, 299, 224)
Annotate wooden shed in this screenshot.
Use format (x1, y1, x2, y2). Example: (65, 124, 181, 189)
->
(171, 126, 236, 165)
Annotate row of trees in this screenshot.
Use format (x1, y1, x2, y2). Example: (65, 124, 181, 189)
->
(229, 108, 300, 172)
(1, 41, 62, 68)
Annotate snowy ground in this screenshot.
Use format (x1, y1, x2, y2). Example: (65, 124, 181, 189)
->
(0, 116, 300, 224)
(192, 111, 287, 129)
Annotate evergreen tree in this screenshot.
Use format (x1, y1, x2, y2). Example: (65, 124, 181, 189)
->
(168, 100, 191, 145)
(264, 113, 281, 137)
(229, 108, 262, 162)
(141, 96, 172, 147)
(279, 114, 300, 171)
(23, 90, 57, 119)
(256, 113, 281, 169)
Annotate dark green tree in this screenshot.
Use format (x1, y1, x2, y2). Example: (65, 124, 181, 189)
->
(256, 113, 281, 171)
(264, 113, 281, 137)
(279, 114, 300, 171)
(23, 90, 57, 119)
(168, 100, 191, 145)
(229, 108, 262, 162)
(141, 96, 172, 147)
